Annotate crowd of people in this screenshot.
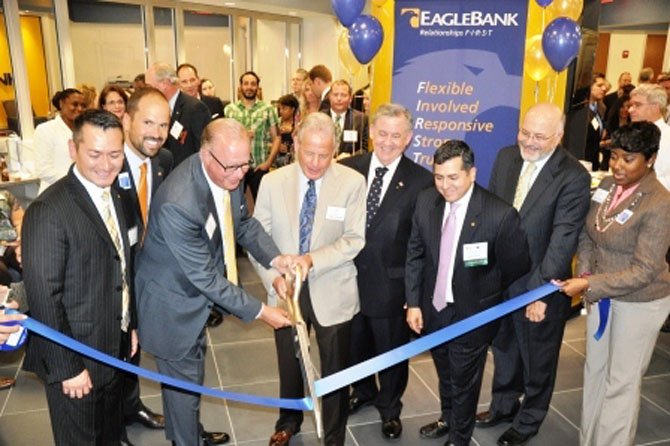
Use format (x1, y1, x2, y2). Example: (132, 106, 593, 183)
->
(0, 60, 668, 446)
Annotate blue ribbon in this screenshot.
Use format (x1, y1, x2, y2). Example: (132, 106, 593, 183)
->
(3, 283, 559, 409)
(9, 311, 312, 411)
(593, 298, 611, 341)
(315, 283, 558, 397)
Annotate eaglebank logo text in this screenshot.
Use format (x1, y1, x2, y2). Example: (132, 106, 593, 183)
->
(400, 8, 519, 29)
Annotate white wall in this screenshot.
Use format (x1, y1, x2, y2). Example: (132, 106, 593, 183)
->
(606, 32, 647, 84)
(70, 22, 146, 89)
(255, 18, 287, 101)
(183, 26, 232, 102)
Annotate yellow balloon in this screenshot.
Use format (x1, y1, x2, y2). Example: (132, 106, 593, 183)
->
(371, 0, 388, 6)
(546, 0, 583, 21)
(338, 29, 363, 76)
(525, 35, 551, 82)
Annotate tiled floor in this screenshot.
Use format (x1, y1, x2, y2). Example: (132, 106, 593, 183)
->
(1, 259, 669, 445)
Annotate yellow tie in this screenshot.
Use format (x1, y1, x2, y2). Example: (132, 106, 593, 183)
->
(138, 162, 148, 227)
(513, 162, 537, 210)
(222, 190, 238, 285)
(101, 190, 130, 332)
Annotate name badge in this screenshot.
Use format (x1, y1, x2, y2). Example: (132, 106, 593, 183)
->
(170, 120, 184, 140)
(205, 214, 216, 239)
(463, 242, 488, 267)
(118, 172, 131, 190)
(343, 130, 358, 143)
(592, 188, 608, 203)
(326, 206, 346, 221)
(615, 209, 633, 225)
(591, 117, 600, 131)
(128, 226, 138, 247)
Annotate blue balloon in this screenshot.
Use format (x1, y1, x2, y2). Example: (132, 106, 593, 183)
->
(535, 0, 553, 7)
(332, 0, 365, 27)
(348, 14, 384, 65)
(542, 17, 582, 72)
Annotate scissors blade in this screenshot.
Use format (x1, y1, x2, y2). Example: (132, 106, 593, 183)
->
(285, 265, 323, 439)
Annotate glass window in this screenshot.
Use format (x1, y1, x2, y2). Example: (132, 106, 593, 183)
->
(254, 18, 288, 101)
(154, 7, 176, 68)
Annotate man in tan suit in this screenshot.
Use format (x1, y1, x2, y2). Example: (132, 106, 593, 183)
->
(251, 112, 366, 446)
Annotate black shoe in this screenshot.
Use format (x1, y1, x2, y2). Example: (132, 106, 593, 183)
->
(202, 430, 230, 445)
(348, 395, 373, 414)
(475, 401, 520, 429)
(419, 419, 449, 439)
(206, 310, 224, 328)
(120, 440, 135, 446)
(381, 417, 402, 439)
(662, 317, 670, 333)
(497, 427, 534, 446)
(126, 407, 165, 429)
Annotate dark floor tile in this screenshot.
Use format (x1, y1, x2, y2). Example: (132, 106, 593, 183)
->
(642, 374, 670, 413)
(3, 370, 48, 415)
(208, 315, 274, 345)
(553, 343, 586, 392)
(0, 409, 54, 446)
(548, 388, 582, 428)
(646, 344, 670, 377)
(635, 395, 670, 444)
(563, 314, 586, 342)
(212, 339, 279, 386)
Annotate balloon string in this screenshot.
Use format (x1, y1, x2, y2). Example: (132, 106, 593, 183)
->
(534, 81, 539, 104)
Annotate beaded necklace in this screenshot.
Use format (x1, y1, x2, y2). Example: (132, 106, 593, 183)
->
(595, 183, 643, 232)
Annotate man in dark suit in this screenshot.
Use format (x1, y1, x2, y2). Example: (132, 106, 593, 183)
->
(309, 64, 333, 112)
(323, 79, 368, 156)
(115, 87, 172, 433)
(135, 118, 293, 446)
(340, 103, 432, 439)
(603, 71, 633, 113)
(406, 140, 530, 446)
(476, 103, 591, 446)
(146, 62, 211, 167)
(177, 63, 226, 119)
(22, 110, 134, 445)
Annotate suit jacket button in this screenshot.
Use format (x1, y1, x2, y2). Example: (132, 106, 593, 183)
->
(114, 255, 120, 261)
(116, 285, 122, 292)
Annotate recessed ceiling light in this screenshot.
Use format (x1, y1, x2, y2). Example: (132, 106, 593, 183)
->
(289, 11, 297, 16)
(224, 2, 235, 5)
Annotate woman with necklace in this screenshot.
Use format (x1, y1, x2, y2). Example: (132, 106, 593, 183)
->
(556, 121, 670, 446)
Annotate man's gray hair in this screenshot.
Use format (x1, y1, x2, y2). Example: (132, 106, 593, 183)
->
(631, 83, 668, 116)
(371, 103, 413, 132)
(296, 112, 337, 150)
(150, 62, 179, 85)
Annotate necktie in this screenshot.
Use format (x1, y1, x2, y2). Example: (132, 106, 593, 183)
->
(432, 202, 460, 312)
(299, 180, 316, 255)
(101, 190, 130, 332)
(512, 162, 537, 210)
(138, 162, 148, 227)
(366, 166, 388, 227)
(222, 190, 238, 285)
(335, 114, 343, 146)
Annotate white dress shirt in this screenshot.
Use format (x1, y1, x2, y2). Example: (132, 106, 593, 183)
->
(34, 114, 73, 194)
(519, 148, 554, 191)
(653, 118, 670, 191)
(124, 144, 153, 208)
(367, 152, 401, 202)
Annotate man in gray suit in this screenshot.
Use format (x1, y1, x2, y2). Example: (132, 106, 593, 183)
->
(476, 103, 591, 446)
(251, 112, 366, 446)
(135, 118, 293, 446)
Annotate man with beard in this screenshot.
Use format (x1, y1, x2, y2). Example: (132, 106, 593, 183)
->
(116, 87, 173, 439)
(224, 71, 280, 200)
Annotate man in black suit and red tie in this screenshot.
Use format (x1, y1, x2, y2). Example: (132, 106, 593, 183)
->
(23, 110, 134, 445)
(340, 103, 432, 439)
(476, 103, 591, 446)
(116, 86, 173, 434)
(406, 141, 530, 446)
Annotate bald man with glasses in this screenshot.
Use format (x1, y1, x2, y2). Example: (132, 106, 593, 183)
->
(135, 118, 294, 446)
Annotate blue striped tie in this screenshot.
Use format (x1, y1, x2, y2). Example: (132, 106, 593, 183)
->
(299, 180, 316, 255)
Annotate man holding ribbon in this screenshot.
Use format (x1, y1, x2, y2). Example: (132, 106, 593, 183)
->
(406, 140, 529, 446)
(23, 110, 133, 445)
(134, 118, 293, 446)
(477, 103, 591, 446)
(250, 112, 366, 446)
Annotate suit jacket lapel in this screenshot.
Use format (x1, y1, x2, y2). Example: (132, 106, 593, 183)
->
(519, 149, 562, 214)
(503, 153, 524, 204)
(151, 156, 165, 194)
(192, 158, 222, 254)
(284, 164, 301, 249)
(312, 164, 339, 245)
(429, 193, 445, 266)
(66, 171, 119, 253)
(370, 156, 409, 230)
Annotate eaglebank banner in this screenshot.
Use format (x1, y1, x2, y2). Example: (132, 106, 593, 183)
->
(392, 0, 528, 185)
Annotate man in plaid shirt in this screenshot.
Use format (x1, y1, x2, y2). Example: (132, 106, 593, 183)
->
(224, 71, 280, 200)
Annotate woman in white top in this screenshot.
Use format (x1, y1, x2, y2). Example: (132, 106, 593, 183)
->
(33, 89, 85, 194)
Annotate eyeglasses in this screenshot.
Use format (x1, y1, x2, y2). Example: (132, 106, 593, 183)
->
(208, 150, 251, 173)
(518, 128, 554, 142)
